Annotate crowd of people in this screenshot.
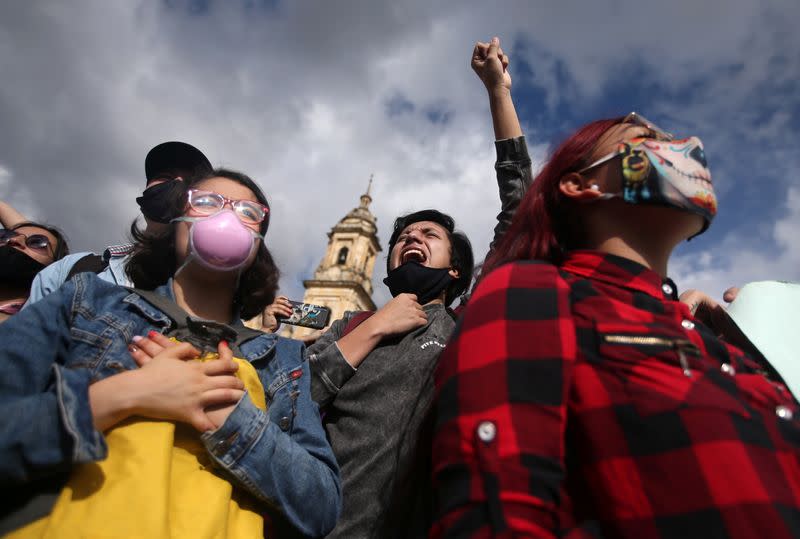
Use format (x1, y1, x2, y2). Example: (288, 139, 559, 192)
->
(0, 36, 797, 539)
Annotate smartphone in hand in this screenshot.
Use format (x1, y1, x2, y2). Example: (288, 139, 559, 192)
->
(277, 300, 331, 330)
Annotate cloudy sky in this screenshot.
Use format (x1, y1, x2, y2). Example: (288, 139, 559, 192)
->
(1, 0, 798, 305)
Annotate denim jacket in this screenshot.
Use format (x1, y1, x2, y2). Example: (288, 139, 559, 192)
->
(0, 273, 341, 537)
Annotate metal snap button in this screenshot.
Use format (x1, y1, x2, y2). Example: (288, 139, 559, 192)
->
(681, 319, 695, 330)
(213, 432, 239, 456)
(776, 405, 793, 420)
(661, 283, 674, 296)
(279, 417, 291, 431)
(720, 363, 736, 376)
(477, 421, 496, 442)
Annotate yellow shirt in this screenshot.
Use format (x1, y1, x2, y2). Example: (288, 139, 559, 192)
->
(9, 351, 267, 539)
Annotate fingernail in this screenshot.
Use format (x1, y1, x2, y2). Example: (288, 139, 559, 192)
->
(148, 330, 159, 339)
(128, 344, 139, 353)
(221, 340, 229, 348)
(132, 335, 143, 343)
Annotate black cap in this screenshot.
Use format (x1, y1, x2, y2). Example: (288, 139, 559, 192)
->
(144, 141, 212, 183)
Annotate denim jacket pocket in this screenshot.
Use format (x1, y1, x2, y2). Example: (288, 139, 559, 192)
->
(68, 326, 114, 370)
(68, 293, 171, 376)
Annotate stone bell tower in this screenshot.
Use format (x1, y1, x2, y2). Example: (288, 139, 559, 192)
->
(282, 178, 381, 339)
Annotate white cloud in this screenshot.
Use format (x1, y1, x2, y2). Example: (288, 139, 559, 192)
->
(0, 0, 797, 306)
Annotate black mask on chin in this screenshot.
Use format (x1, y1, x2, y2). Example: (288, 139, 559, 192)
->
(383, 262, 454, 305)
(0, 246, 48, 289)
(136, 179, 186, 224)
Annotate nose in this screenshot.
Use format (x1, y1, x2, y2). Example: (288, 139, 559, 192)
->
(404, 229, 423, 243)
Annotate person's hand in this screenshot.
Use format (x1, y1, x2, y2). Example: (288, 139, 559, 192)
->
(368, 293, 428, 338)
(127, 332, 244, 432)
(472, 36, 511, 94)
(261, 296, 293, 333)
(679, 288, 740, 342)
(723, 286, 740, 303)
(204, 340, 244, 429)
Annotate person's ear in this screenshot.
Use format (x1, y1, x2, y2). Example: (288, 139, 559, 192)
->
(559, 172, 604, 201)
(448, 267, 460, 279)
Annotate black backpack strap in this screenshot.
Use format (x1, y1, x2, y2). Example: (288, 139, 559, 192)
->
(66, 254, 109, 280)
(125, 287, 264, 355)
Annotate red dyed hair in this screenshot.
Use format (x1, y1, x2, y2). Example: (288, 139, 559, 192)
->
(480, 116, 625, 280)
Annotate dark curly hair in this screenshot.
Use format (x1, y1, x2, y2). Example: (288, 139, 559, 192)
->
(125, 168, 279, 320)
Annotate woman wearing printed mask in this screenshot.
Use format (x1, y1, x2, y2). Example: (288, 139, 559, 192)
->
(0, 169, 340, 538)
(431, 115, 800, 538)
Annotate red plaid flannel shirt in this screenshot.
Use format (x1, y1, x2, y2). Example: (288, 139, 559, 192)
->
(431, 251, 800, 539)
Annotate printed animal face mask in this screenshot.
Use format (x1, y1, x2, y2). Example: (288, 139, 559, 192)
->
(583, 136, 716, 234)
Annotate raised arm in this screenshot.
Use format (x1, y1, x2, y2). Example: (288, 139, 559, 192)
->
(472, 37, 533, 253)
(472, 36, 522, 140)
(0, 199, 28, 228)
(431, 261, 579, 538)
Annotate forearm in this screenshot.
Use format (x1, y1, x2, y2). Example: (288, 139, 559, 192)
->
(0, 283, 107, 484)
(202, 393, 341, 537)
(0, 200, 28, 228)
(488, 87, 522, 140)
(0, 367, 107, 484)
(489, 135, 532, 252)
(88, 370, 140, 431)
(307, 317, 356, 406)
(433, 264, 575, 537)
(334, 316, 384, 368)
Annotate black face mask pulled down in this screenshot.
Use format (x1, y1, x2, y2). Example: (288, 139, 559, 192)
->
(383, 261, 454, 305)
(0, 246, 47, 289)
(136, 179, 186, 224)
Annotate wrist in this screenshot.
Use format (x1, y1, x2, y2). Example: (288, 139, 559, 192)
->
(89, 370, 140, 430)
(360, 314, 389, 340)
(118, 369, 150, 417)
(487, 86, 512, 100)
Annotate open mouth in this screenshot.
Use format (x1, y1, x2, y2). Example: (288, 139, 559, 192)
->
(401, 248, 426, 264)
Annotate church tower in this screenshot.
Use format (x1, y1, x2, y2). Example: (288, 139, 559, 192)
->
(282, 178, 381, 339)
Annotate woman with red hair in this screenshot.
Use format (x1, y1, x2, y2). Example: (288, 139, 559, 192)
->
(431, 115, 800, 538)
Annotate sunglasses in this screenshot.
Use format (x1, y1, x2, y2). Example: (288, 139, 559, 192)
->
(0, 229, 54, 255)
(187, 189, 269, 225)
(578, 112, 674, 174)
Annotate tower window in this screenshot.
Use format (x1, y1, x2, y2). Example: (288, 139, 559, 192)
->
(337, 247, 349, 265)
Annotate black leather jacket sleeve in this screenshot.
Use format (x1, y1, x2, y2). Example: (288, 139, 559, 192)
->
(490, 135, 533, 253)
